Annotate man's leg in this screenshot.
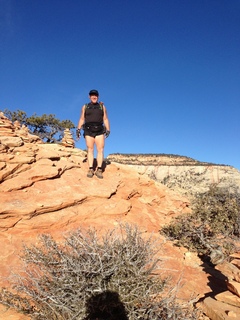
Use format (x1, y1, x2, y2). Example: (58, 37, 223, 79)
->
(95, 134, 105, 168)
(85, 136, 95, 177)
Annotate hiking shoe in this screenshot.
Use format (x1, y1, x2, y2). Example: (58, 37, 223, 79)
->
(87, 169, 94, 178)
(95, 169, 103, 179)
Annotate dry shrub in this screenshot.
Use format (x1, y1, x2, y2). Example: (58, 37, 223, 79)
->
(0, 224, 201, 319)
(161, 185, 240, 259)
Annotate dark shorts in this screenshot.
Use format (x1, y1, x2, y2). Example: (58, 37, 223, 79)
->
(84, 124, 105, 138)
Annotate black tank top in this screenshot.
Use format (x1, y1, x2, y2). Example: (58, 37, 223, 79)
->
(85, 103, 104, 124)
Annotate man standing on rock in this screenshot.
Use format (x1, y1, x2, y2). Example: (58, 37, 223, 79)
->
(76, 89, 110, 179)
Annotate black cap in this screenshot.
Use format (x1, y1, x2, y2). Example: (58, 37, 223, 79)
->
(89, 89, 99, 96)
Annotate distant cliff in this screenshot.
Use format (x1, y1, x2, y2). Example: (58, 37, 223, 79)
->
(107, 153, 240, 197)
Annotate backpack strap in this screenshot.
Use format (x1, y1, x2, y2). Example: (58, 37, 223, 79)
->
(84, 102, 104, 111)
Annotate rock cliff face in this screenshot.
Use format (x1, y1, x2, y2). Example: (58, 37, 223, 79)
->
(107, 153, 240, 198)
(108, 153, 206, 166)
(1, 114, 240, 319)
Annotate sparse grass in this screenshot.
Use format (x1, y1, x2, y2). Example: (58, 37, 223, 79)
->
(0, 224, 202, 319)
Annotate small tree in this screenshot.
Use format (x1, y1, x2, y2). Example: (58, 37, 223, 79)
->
(2, 109, 75, 143)
(2, 109, 27, 124)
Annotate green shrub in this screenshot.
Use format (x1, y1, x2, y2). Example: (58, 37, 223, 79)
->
(193, 185, 240, 237)
(0, 224, 201, 319)
(161, 185, 240, 258)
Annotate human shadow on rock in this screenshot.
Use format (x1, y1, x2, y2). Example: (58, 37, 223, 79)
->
(84, 290, 128, 320)
(200, 255, 228, 299)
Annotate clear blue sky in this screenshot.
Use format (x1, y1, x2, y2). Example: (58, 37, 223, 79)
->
(1, 0, 239, 170)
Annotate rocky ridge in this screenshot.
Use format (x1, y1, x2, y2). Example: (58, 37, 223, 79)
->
(107, 153, 240, 198)
(1, 113, 240, 319)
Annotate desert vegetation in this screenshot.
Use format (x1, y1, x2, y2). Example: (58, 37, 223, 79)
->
(1, 109, 75, 143)
(0, 224, 202, 319)
(161, 185, 240, 263)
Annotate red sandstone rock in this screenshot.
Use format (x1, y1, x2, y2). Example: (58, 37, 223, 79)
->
(227, 280, 240, 298)
(1, 114, 240, 319)
(61, 128, 75, 147)
(216, 261, 240, 283)
(0, 142, 207, 318)
(199, 296, 240, 320)
(215, 291, 240, 308)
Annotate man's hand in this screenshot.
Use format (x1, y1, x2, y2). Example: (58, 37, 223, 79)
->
(76, 128, 81, 140)
(105, 130, 110, 138)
